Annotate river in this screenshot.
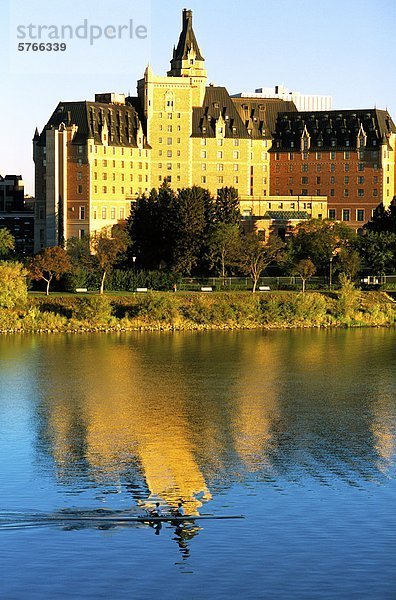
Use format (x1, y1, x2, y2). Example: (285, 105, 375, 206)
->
(0, 329, 395, 599)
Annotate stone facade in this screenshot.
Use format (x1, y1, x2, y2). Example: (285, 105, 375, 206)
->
(33, 9, 396, 251)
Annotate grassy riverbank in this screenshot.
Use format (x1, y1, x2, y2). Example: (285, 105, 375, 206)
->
(1, 290, 396, 333)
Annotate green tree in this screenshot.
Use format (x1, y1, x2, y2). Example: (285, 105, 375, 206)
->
(207, 222, 241, 277)
(92, 228, 129, 294)
(289, 219, 355, 275)
(170, 186, 207, 275)
(337, 248, 361, 281)
(0, 228, 15, 258)
(127, 184, 176, 270)
(215, 187, 241, 225)
(357, 231, 396, 275)
(239, 234, 285, 293)
(28, 246, 72, 295)
(293, 258, 316, 293)
(365, 198, 396, 234)
(0, 261, 28, 308)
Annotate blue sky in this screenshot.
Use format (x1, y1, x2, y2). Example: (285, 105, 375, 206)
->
(1, 0, 395, 194)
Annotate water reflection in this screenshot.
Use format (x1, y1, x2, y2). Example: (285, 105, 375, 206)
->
(1, 330, 395, 513)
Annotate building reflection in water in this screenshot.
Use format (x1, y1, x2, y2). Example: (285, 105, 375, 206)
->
(32, 330, 396, 512)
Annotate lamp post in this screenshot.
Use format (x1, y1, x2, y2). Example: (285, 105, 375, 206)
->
(132, 256, 136, 292)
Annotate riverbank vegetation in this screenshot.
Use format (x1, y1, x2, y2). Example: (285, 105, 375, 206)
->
(1, 186, 396, 333)
(1, 285, 395, 334)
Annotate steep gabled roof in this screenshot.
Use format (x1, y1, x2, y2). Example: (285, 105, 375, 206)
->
(192, 86, 251, 138)
(271, 109, 396, 151)
(172, 9, 204, 62)
(36, 100, 143, 148)
(232, 97, 297, 139)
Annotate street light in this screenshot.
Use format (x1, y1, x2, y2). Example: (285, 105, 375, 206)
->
(132, 256, 136, 292)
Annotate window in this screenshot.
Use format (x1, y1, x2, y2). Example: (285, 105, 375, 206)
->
(342, 209, 350, 221)
(218, 176, 224, 183)
(316, 152, 322, 159)
(119, 208, 125, 220)
(358, 176, 364, 184)
(77, 172, 82, 181)
(110, 207, 116, 220)
(330, 189, 335, 197)
(329, 209, 336, 220)
(233, 164, 239, 171)
(344, 151, 350, 159)
(316, 177, 321, 184)
(358, 189, 364, 197)
(233, 151, 239, 159)
(344, 164, 349, 172)
(289, 152, 294, 160)
(331, 164, 335, 172)
(344, 189, 349, 197)
(79, 206, 85, 220)
(356, 209, 365, 222)
(302, 164, 309, 172)
(330, 176, 335, 184)
(103, 173, 107, 180)
(344, 176, 349, 184)
(330, 151, 336, 160)
(102, 160, 107, 167)
(201, 176, 206, 183)
(303, 151, 308, 160)
(301, 189, 308, 196)
(217, 164, 224, 171)
(373, 189, 378, 197)
(217, 151, 223, 159)
(101, 207, 107, 219)
(77, 185, 83, 194)
(317, 164, 322, 172)
(302, 176, 308, 184)
(102, 186, 107, 194)
(234, 177, 239, 184)
(358, 163, 364, 171)
(201, 150, 207, 158)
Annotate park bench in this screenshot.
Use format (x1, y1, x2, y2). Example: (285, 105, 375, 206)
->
(258, 286, 271, 291)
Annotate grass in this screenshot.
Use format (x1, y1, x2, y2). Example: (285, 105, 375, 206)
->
(1, 290, 395, 334)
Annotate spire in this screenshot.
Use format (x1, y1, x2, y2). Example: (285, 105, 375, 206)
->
(33, 127, 40, 141)
(168, 9, 207, 78)
(173, 9, 204, 62)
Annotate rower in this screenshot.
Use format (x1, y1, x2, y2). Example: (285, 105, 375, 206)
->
(151, 502, 162, 517)
(174, 502, 185, 517)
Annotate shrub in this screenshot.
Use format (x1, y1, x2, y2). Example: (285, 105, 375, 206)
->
(0, 261, 28, 309)
(134, 292, 178, 322)
(72, 296, 114, 324)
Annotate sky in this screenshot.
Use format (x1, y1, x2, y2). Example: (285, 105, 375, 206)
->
(0, 0, 395, 195)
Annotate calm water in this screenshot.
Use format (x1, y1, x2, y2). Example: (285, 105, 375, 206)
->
(0, 329, 395, 600)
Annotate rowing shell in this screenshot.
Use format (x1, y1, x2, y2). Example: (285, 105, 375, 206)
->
(23, 514, 244, 523)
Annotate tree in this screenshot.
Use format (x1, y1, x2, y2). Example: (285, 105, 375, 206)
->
(0, 228, 15, 258)
(365, 198, 396, 234)
(289, 219, 355, 275)
(28, 246, 71, 295)
(169, 186, 207, 275)
(215, 187, 241, 225)
(357, 231, 396, 275)
(293, 259, 316, 293)
(0, 261, 28, 308)
(337, 248, 361, 281)
(127, 184, 176, 270)
(91, 228, 129, 294)
(239, 234, 285, 293)
(207, 222, 241, 278)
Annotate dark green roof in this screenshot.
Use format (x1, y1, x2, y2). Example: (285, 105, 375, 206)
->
(231, 97, 297, 139)
(192, 87, 250, 138)
(37, 100, 143, 147)
(263, 211, 310, 220)
(172, 9, 204, 63)
(271, 109, 396, 151)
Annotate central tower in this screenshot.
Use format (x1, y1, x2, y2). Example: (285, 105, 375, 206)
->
(168, 9, 207, 81)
